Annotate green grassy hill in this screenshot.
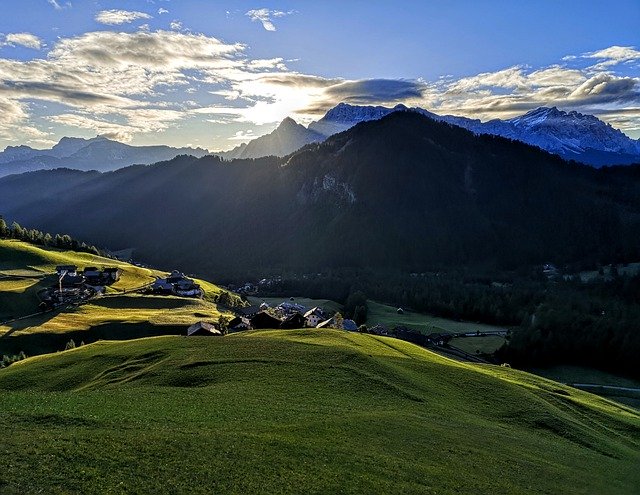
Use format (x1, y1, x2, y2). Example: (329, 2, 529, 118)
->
(1, 330, 638, 494)
(0, 239, 240, 356)
(367, 301, 508, 334)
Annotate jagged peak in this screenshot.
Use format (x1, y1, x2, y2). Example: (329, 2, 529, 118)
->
(278, 116, 300, 128)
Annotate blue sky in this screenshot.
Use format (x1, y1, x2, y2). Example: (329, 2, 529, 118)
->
(0, 0, 638, 150)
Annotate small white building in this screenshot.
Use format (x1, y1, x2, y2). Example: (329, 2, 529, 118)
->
(304, 307, 324, 327)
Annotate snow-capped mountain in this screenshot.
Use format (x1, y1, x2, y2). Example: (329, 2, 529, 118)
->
(218, 117, 324, 160)
(307, 103, 640, 167)
(308, 102, 427, 136)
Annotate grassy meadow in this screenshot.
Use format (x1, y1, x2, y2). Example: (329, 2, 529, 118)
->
(366, 300, 508, 334)
(0, 240, 238, 356)
(0, 330, 638, 494)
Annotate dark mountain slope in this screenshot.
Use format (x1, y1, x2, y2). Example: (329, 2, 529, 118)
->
(1, 113, 639, 277)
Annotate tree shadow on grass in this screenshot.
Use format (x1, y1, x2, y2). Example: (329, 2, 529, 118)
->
(0, 322, 186, 357)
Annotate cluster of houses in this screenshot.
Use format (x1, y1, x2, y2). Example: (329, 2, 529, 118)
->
(236, 302, 354, 331)
(39, 264, 122, 308)
(186, 299, 358, 336)
(148, 271, 203, 298)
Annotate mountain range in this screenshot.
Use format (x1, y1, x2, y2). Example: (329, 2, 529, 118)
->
(0, 135, 209, 178)
(1, 104, 637, 179)
(1, 111, 638, 278)
(239, 103, 640, 167)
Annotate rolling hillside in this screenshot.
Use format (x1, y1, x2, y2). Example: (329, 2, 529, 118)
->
(0, 239, 239, 357)
(0, 330, 638, 494)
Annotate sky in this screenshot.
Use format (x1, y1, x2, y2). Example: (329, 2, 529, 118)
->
(0, 0, 638, 151)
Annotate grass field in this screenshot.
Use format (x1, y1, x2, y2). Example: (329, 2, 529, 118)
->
(449, 335, 507, 354)
(248, 295, 343, 314)
(0, 330, 638, 494)
(367, 300, 508, 334)
(529, 365, 640, 409)
(0, 240, 239, 356)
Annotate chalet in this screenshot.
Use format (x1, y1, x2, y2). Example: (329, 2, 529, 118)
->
(342, 319, 358, 331)
(280, 312, 306, 329)
(425, 333, 452, 346)
(167, 270, 187, 284)
(187, 321, 222, 336)
(103, 267, 122, 283)
(304, 307, 324, 327)
(83, 267, 102, 284)
(276, 301, 306, 316)
(174, 279, 202, 298)
(60, 273, 85, 289)
(249, 311, 282, 329)
(151, 279, 174, 294)
(227, 316, 251, 331)
(56, 265, 77, 276)
(239, 305, 262, 318)
(316, 318, 335, 329)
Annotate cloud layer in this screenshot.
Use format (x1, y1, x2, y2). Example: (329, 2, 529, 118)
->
(95, 10, 152, 26)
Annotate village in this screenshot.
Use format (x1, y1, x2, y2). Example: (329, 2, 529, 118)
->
(35, 265, 506, 365)
(38, 265, 204, 310)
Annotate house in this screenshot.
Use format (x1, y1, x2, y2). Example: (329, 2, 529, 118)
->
(396, 307, 405, 314)
(83, 267, 102, 284)
(342, 319, 358, 331)
(304, 307, 324, 327)
(151, 278, 174, 294)
(167, 270, 187, 284)
(239, 305, 262, 318)
(103, 267, 122, 283)
(174, 279, 202, 298)
(425, 333, 452, 346)
(227, 316, 251, 331)
(276, 301, 306, 316)
(187, 321, 222, 336)
(56, 265, 77, 276)
(60, 273, 85, 288)
(249, 311, 282, 329)
(280, 312, 306, 329)
(316, 318, 335, 329)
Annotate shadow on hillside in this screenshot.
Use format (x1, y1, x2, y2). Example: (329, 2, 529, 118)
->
(0, 322, 186, 357)
(93, 295, 190, 310)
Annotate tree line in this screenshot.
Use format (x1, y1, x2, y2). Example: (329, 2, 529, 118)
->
(0, 216, 103, 256)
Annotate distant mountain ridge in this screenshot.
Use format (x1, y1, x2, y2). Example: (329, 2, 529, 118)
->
(306, 103, 640, 167)
(0, 135, 209, 178)
(1, 112, 639, 278)
(218, 117, 324, 160)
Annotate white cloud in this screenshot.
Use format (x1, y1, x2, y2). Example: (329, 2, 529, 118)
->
(2, 33, 43, 50)
(47, 0, 71, 10)
(581, 46, 640, 68)
(158, 8, 169, 15)
(170, 20, 183, 31)
(95, 10, 152, 26)
(245, 9, 294, 31)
